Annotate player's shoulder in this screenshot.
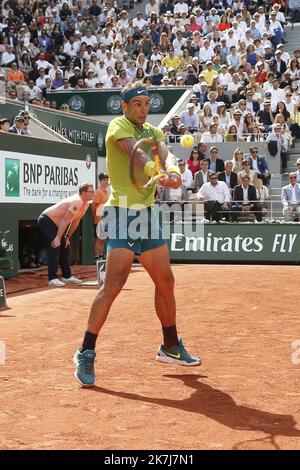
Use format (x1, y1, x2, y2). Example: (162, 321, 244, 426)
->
(143, 122, 165, 140)
(142, 121, 156, 131)
(107, 115, 133, 134)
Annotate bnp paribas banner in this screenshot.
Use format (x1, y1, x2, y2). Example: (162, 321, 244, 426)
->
(0, 151, 96, 204)
(164, 223, 300, 262)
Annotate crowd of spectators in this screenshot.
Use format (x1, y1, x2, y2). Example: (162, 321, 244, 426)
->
(1, 0, 300, 219)
(160, 143, 272, 221)
(0, 1, 299, 137)
(0, 1, 299, 105)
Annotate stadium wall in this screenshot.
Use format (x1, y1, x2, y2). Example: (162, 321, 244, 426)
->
(46, 87, 188, 116)
(0, 133, 97, 279)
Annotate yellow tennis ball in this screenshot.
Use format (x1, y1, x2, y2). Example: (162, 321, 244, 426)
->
(180, 134, 195, 148)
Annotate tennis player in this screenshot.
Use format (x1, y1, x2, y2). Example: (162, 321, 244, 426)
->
(74, 82, 202, 386)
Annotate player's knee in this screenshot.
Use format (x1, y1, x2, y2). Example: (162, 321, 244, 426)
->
(156, 270, 175, 293)
(103, 275, 127, 298)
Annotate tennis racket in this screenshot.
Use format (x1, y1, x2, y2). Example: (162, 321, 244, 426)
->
(130, 137, 166, 191)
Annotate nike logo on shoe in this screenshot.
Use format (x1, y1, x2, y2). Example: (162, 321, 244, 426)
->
(166, 352, 181, 359)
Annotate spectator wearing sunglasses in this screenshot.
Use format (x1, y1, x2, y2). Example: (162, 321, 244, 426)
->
(248, 146, 271, 187)
(207, 146, 225, 174)
(177, 160, 193, 190)
(237, 159, 259, 189)
(18, 110, 32, 136)
(196, 172, 231, 222)
(232, 174, 263, 222)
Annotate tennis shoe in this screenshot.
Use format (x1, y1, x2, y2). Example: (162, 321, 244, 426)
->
(48, 278, 65, 287)
(61, 276, 82, 284)
(156, 337, 202, 367)
(73, 349, 96, 387)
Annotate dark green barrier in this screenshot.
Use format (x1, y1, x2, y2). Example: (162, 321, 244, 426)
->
(165, 223, 300, 262)
(46, 87, 187, 115)
(0, 276, 7, 310)
(0, 223, 16, 280)
(33, 107, 107, 156)
(1, 101, 107, 156)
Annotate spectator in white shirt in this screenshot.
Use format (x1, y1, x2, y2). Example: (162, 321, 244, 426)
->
(227, 46, 241, 68)
(173, 30, 186, 54)
(284, 91, 296, 115)
(226, 30, 239, 49)
(229, 109, 244, 136)
(270, 79, 285, 112)
(145, 0, 159, 17)
(179, 104, 199, 132)
(126, 60, 137, 81)
(101, 66, 116, 88)
(1, 45, 16, 67)
(49, 61, 63, 81)
(99, 29, 114, 48)
(174, 0, 189, 17)
(117, 10, 129, 29)
(151, 46, 163, 62)
(115, 27, 127, 45)
(231, 21, 243, 41)
(197, 173, 231, 221)
(97, 45, 109, 61)
(133, 12, 147, 30)
(81, 30, 98, 48)
(105, 50, 116, 69)
(36, 53, 53, 72)
(227, 73, 242, 92)
(198, 39, 214, 63)
(85, 70, 98, 88)
(178, 159, 193, 189)
(218, 65, 232, 88)
(36, 68, 51, 90)
(64, 37, 80, 58)
(272, 4, 286, 24)
(24, 79, 42, 101)
(242, 29, 254, 48)
(295, 159, 300, 184)
(281, 173, 300, 221)
(207, 91, 219, 114)
(88, 53, 101, 77)
(201, 123, 223, 143)
(276, 44, 290, 64)
(270, 12, 283, 39)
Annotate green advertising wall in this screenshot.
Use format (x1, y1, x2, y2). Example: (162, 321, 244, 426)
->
(2, 101, 108, 157)
(164, 223, 300, 262)
(46, 87, 187, 116)
(0, 134, 97, 279)
(33, 107, 107, 156)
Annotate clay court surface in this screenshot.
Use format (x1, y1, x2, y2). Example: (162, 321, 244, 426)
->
(1, 264, 300, 450)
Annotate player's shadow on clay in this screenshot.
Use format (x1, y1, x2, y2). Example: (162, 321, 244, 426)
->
(90, 374, 300, 449)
